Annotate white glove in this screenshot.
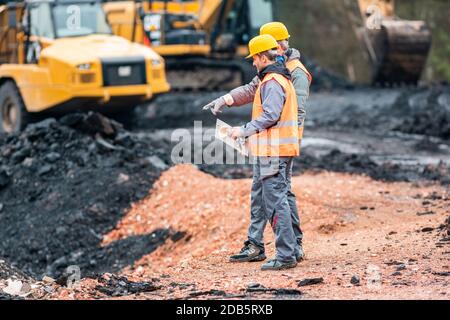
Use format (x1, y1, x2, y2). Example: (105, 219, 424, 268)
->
(202, 94, 234, 116)
(227, 127, 246, 140)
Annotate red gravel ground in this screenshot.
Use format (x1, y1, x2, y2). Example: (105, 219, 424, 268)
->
(54, 164, 449, 299)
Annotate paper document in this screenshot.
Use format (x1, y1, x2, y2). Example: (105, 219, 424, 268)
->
(215, 119, 249, 156)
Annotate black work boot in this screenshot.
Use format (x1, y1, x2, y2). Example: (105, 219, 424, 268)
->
(261, 259, 297, 271)
(229, 243, 266, 262)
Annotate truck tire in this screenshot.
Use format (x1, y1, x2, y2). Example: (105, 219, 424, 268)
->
(0, 81, 29, 133)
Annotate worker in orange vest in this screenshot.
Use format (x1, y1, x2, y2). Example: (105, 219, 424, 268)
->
(203, 22, 310, 266)
(227, 34, 300, 270)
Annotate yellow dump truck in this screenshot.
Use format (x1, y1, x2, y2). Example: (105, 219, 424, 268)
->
(0, 0, 170, 133)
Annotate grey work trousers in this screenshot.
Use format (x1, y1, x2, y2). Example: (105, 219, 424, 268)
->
(246, 156, 302, 263)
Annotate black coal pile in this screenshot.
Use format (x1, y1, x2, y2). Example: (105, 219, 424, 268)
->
(297, 150, 450, 185)
(199, 149, 450, 185)
(0, 259, 31, 300)
(0, 112, 174, 279)
(302, 56, 353, 91)
(315, 86, 450, 140)
(0, 259, 31, 281)
(392, 86, 450, 139)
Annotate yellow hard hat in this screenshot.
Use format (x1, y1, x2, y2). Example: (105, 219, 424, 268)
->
(260, 22, 290, 41)
(246, 34, 279, 59)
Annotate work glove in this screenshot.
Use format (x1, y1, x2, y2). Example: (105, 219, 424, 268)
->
(227, 126, 246, 140)
(202, 94, 234, 116)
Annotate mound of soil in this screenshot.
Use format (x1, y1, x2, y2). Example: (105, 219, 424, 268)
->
(393, 87, 450, 139)
(0, 113, 174, 279)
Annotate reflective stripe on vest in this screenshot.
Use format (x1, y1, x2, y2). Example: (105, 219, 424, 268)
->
(273, 121, 304, 141)
(249, 136, 300, 145)
(250, 73, 299, 157)
(286, 59, 312, 84)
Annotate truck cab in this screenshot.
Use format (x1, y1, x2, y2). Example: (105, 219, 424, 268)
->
(0, 0, 170, 133)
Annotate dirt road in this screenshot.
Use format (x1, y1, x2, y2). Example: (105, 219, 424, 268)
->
(52, 164, 449, 300)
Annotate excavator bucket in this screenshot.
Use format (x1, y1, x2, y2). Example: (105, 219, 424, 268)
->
(367, 19, 432, 85)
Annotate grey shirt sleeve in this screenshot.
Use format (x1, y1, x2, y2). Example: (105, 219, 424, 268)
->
(228, 76, 260, 107)
(241, 79, 286, 137)
(291, 68, 310, 127)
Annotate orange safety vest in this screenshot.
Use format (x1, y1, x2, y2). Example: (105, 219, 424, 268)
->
(286, 59, 312, 84)
(285, 59, 312, 142)
(249, 73, 300, 157)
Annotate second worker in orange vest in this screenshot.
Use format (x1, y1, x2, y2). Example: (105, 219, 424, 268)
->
(227, 34, 300, 271)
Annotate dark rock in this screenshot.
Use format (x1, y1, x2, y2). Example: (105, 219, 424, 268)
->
(246, 284, 301, 296)
(170, 231, 187, 242)
(274, 289, 302, 296)
(298, 277, 324, 287)
(432, 272, 450, 277)
(350, 275, 360, 285)
(37, 165, 53, 176)
(247, 283, 262, 289)
(417, 211, 436, 216)
(396, 264, 407, 271)
(83, 112, 118, 136)
(44, 152, 61, 163)
(59, 113, 85, 127)
(385, 260, 404, 266)
(189, 290, 227, 298)
(11, 147, 31, 164)
(246, 283, 266, 291)
(169, 282, 195, 290)
(95, 274, 161, 297)
(0, 170, 10, 189)
(27, 118, 58, 131)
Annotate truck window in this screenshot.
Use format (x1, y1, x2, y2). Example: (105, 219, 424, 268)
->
(52, 2, 112, 38)
(29, 3, 55, 39)
(247, 0, 274, 35)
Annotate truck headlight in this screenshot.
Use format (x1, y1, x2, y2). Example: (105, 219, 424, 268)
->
(77, 63, 92, 70)
(151, 59, 161, 66)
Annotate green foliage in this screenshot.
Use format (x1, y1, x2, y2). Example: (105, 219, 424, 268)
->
(430, 29, 450, 80)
